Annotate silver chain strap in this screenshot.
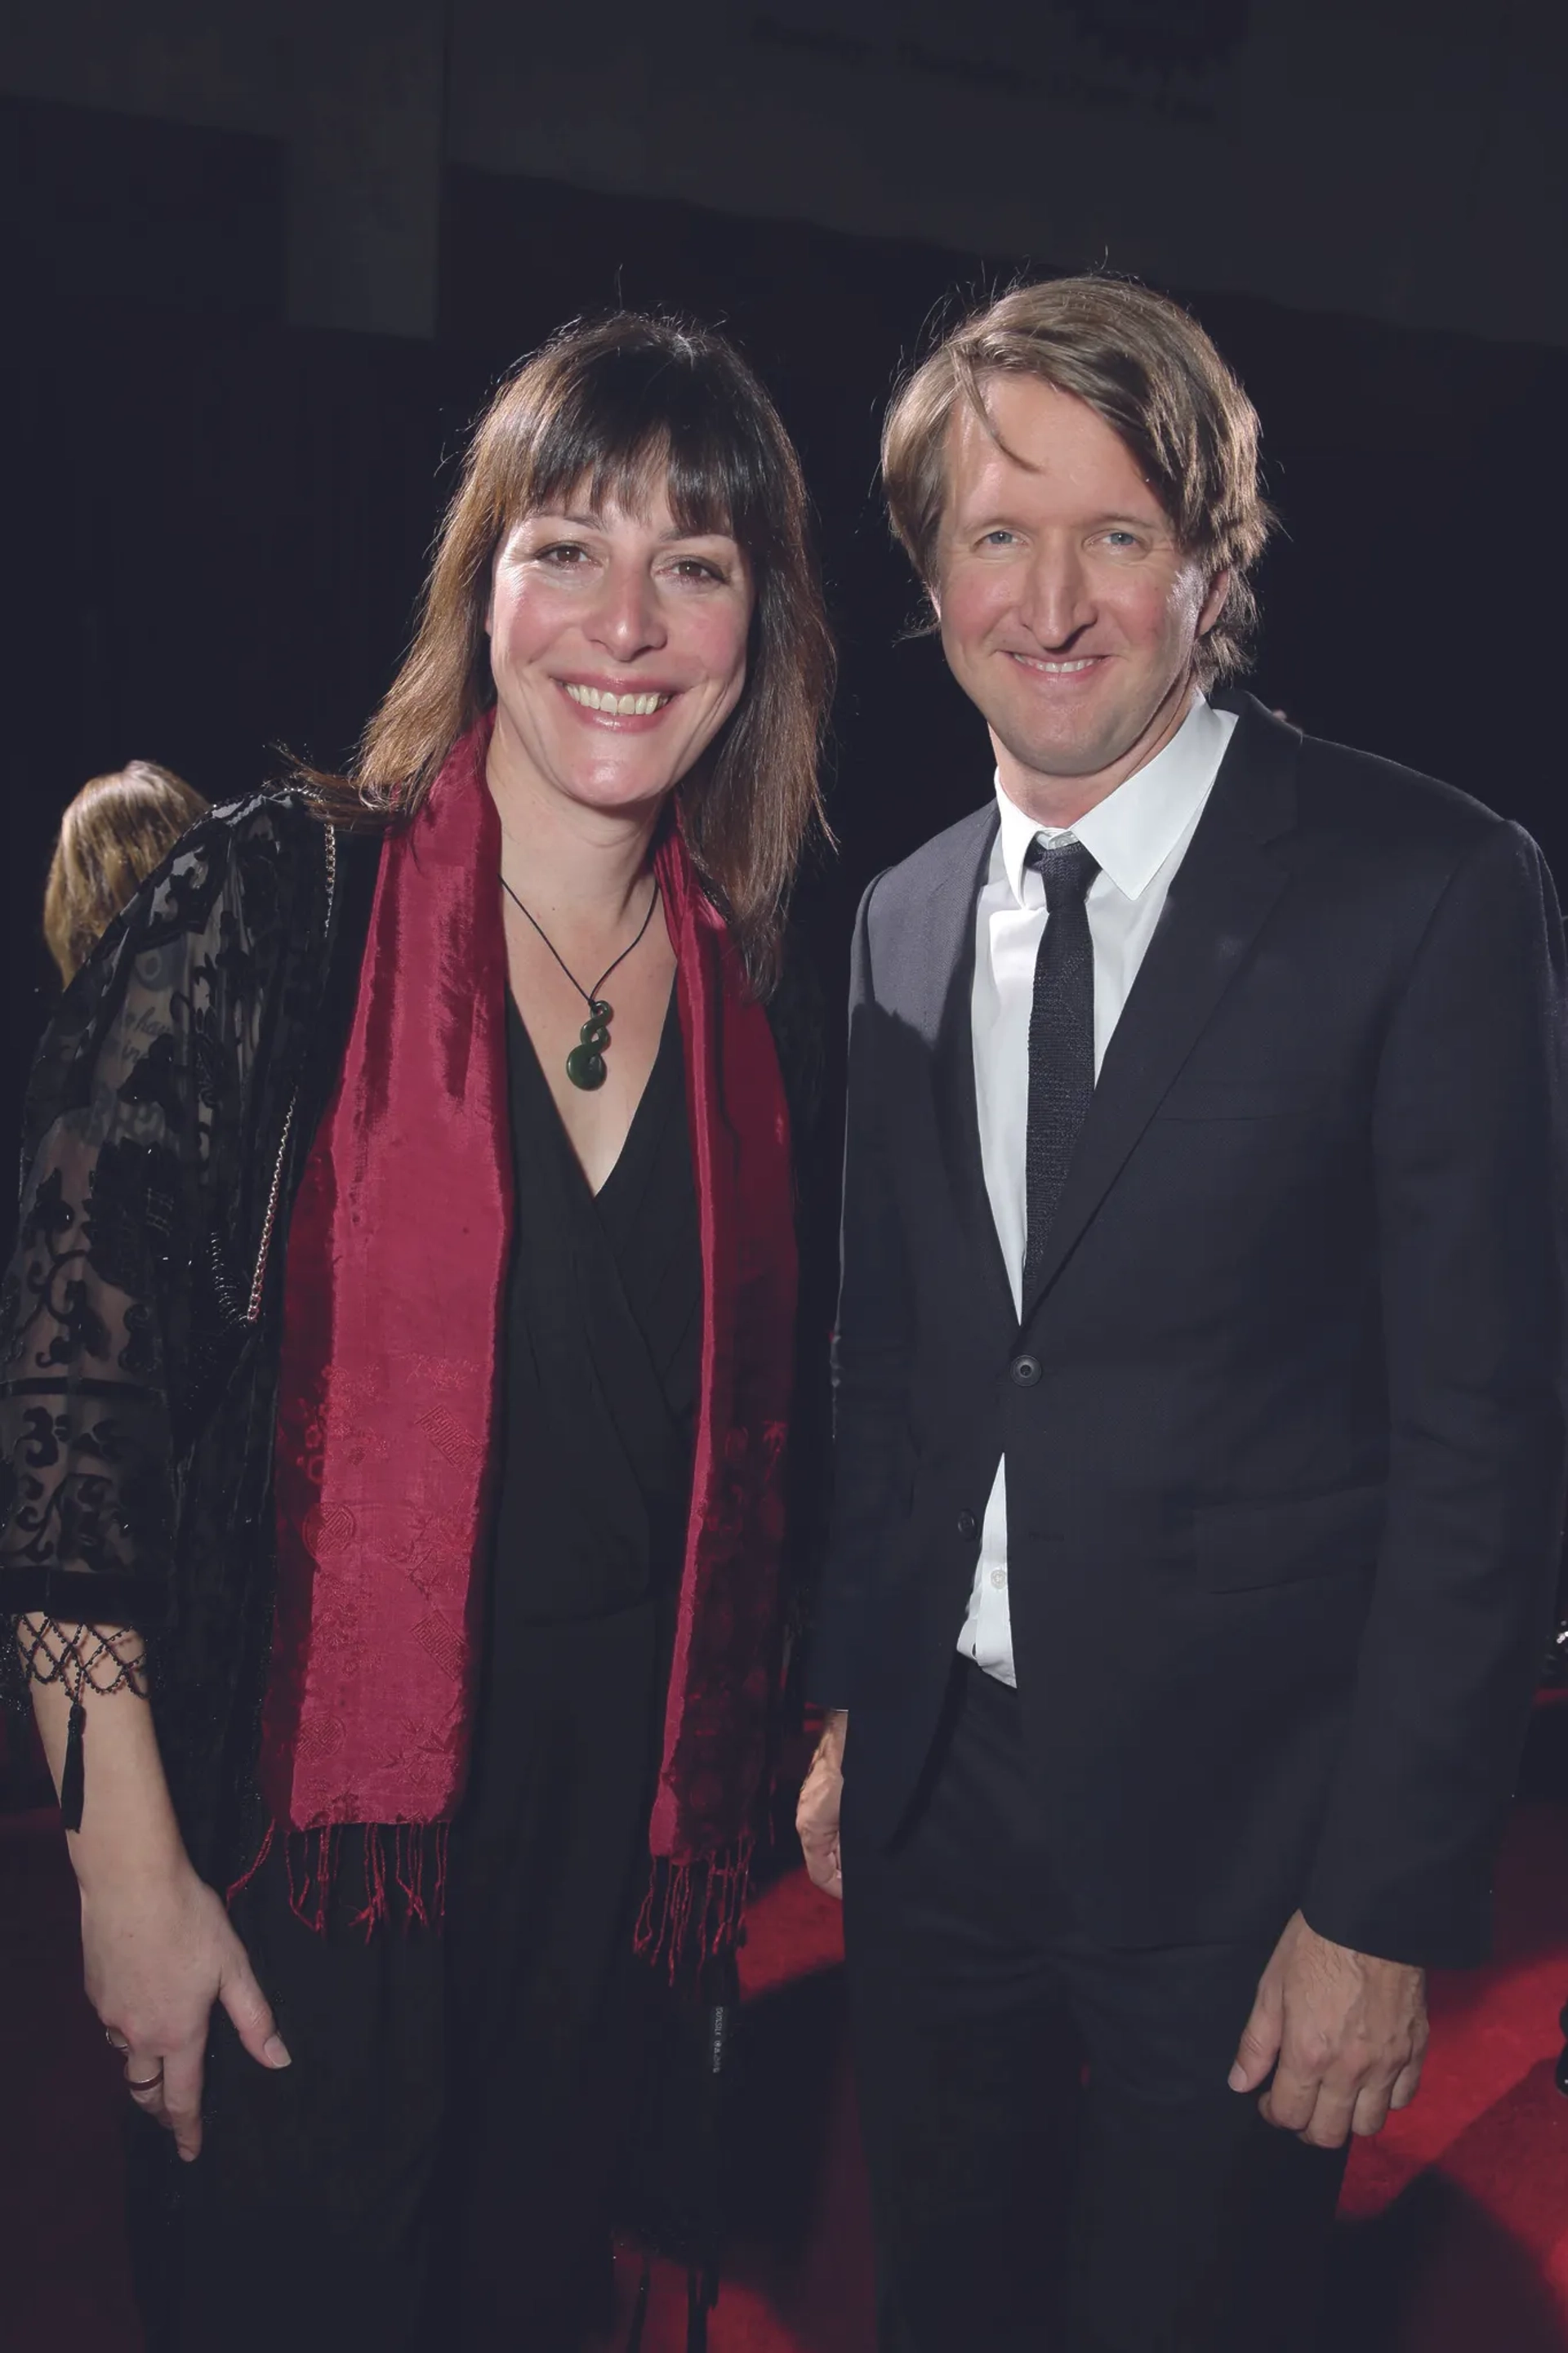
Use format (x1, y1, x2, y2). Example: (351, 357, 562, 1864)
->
(244, 822, 337, 1326)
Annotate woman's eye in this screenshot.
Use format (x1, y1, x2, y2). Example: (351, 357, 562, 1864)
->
(668, 557, 724, 582)
(534, 542, 590, 567)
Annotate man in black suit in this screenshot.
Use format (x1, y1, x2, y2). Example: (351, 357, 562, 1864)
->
(797, 278, 1568, 2351)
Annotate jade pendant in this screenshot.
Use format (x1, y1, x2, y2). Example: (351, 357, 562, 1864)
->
(565, 999, 612, 1091)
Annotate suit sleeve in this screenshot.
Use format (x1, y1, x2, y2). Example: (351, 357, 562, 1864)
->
(1304, 821, 1568, 1967)
(805, 874, 917, 1710)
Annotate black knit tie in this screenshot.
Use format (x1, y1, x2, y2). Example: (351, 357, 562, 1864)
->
(1022, 836, 1101, 1299)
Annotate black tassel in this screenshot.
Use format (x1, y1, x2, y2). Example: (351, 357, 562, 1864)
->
(60, 1698, 87, 1832)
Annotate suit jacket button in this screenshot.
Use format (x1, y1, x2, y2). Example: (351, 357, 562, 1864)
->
(956, 1510, 978, 1540)
(1009, 1353, 1042, 1387)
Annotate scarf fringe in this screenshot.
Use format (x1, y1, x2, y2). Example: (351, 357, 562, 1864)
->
(635, 1840, 753, 1981)
(225, 1819, 449, 1940)
(224, 1816, 274, 1907)
(230, 1820, 746, 1971)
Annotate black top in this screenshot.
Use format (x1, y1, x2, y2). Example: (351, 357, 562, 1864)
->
(486, 985, 702, 1625)
(197, 976, 709, 2353)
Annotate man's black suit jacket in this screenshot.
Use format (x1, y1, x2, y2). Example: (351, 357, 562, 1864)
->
(810, 694, 1568, 1969)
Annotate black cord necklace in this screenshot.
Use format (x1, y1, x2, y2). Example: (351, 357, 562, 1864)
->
(499, 871, 661, 1091)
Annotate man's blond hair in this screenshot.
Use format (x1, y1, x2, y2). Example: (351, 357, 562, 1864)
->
(882, 276, 1273, 686)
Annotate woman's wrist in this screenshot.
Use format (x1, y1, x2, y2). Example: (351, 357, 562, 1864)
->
(41, 1691, 192, 1900)
(71, 1814, 190, 1902)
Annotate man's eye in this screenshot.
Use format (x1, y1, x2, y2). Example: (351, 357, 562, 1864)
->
(1103, 531, 1140, 550)
(980, 530, 1018, 547)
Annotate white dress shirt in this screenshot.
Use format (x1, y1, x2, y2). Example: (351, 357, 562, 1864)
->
(958, 694, 1239, 1684)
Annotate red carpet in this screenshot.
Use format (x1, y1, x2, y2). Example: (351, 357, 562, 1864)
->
(7, 1718, 1568, 2352)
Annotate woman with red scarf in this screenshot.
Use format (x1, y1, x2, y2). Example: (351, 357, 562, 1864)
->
(0, 314, 833, 2351)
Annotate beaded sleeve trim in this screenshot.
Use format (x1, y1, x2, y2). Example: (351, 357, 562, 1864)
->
(12, 1615, 150, 1829)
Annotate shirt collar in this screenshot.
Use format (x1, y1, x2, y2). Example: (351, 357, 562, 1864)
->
(993, 694, 1234, 907)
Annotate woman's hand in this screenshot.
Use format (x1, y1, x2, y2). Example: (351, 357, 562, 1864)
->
(84, 1860, 291, 2161)
(18, 1625, 291, 2160)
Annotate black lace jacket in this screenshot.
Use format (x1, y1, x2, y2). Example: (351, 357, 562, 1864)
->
(0, 793, 361, 1875)
(1, 790, 826, 1878)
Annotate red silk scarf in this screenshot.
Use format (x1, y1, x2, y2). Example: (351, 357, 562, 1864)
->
(255, 716, 797, 1963)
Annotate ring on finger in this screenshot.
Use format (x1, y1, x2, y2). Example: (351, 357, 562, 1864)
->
(126, 2069, 164, 2094)
(105, 2028, 129, 2052)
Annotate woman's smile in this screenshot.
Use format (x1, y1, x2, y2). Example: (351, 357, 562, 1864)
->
(555, 675, 680, 724)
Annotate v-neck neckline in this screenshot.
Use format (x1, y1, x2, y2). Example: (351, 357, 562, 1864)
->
(506, 980, 679, 1205)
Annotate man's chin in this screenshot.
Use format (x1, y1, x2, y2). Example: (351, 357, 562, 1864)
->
(993, 720, 1121, 784)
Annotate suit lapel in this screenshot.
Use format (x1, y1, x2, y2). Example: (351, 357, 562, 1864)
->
(912, 807, 1018, 1333)
(1020, 696, 1298, 1324)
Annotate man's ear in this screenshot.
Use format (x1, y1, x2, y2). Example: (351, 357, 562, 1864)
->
(1197, 566, 1231, 639)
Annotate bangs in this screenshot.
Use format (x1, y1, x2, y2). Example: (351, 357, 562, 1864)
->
(502, 332, 782, 554)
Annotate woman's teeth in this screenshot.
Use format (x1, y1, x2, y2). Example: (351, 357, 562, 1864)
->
(563, 684, 673, 715)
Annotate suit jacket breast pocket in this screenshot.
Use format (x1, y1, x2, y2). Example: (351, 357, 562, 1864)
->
(1195, 1483, 1384, 1593)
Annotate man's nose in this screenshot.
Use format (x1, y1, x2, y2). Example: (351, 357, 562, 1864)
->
(1016, 544, 1093, 648)
(587, 560, 667, 660)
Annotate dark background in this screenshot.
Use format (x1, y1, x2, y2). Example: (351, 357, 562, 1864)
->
(4, 26, 1568, 2346)
(3, 38, 1566, 1209)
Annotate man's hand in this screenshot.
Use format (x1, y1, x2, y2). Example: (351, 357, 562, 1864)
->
(796, 1709, 848, 1900)
(1229, 1910, 1428, 2147)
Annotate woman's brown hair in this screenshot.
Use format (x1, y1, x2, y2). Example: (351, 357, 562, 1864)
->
(882, 276, 1274, 687)
(44, 761, 209, 983)
(312, 313, 835, 993)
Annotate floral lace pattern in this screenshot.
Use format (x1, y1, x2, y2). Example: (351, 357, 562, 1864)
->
(0, 795, 336, 1847)
(5, 807, 256, 1586)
